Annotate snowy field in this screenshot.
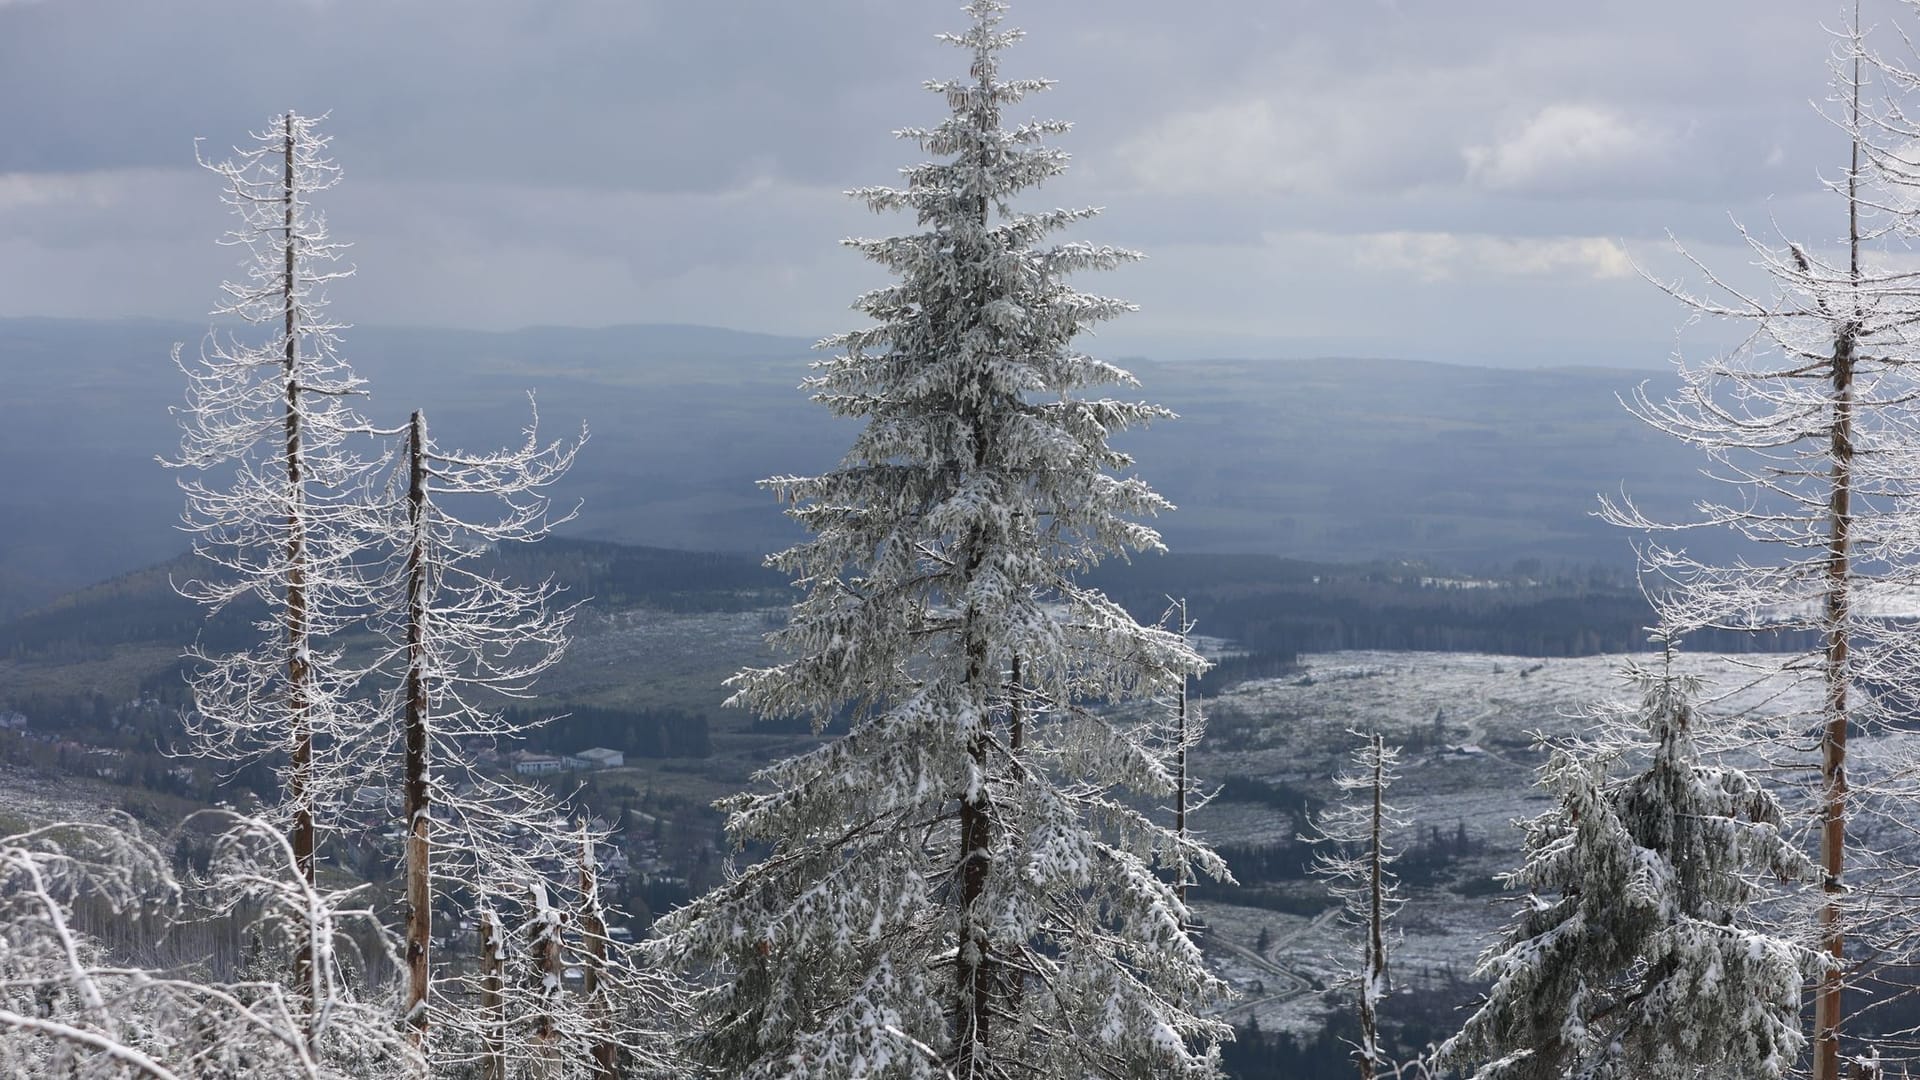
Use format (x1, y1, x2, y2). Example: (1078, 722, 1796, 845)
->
(547, 606, 776, 707)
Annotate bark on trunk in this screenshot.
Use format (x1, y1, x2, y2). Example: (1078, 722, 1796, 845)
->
(954, 638, 994, 1074)
(403, 410, 431, 1048)
(532, 886, 563, 1062)
(480, 909, 506, 1080)
(951, 43, 1008, 1075)
(1814, 41, 1863, 1080)
(1008, 655, 1023, 752)
(279, 112, 317, 1039)
(1358, 733, 1387, 1080)
(578, 829, 619, 1079)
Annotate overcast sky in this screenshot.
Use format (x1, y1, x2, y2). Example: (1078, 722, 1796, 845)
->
(0, 0, 1885, 367)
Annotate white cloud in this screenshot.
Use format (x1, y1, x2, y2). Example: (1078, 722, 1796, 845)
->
(1119, 97, 1342, 197)
(1464, 104, 1670, 193)
(1338, 230, 1635, 282)
(0, 168, 184, 212)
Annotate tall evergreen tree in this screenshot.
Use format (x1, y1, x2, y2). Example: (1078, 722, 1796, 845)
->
(655, 3, 1229, 1077)
(1439, 650, 1821, 1080)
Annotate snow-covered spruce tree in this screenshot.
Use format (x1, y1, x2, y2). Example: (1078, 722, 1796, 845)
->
(1597, 19, 1920, 1076)
(1438, 650, 1822, 1080)
(164, 111, 384, 912)
(655, 3, 1228, 1077)
(1307, 732, 1407, 1080)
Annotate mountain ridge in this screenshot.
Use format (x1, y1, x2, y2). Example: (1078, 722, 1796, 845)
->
(0, 317, 1702, 617)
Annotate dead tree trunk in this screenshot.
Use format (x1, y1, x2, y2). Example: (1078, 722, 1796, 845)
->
(278, 111, 318, 1039)
(479, 908, 507, 1080)
(1814, 38, 1863, 1080)
(577, 828, 619, 1079)
(403, 409, 432, 1049)
(1357, 733, 1389, 1080)
(529, 882, 565, 1074)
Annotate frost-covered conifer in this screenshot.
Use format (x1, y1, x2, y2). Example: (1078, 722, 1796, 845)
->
(164, 111, 384, 893)
(1308, 732, 1407, 1080)
(1439, 651, 1821, 1080)
(654, 4, 1229, 1077)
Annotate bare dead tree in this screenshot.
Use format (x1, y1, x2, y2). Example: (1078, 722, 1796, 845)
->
(1309, 732, 1407, 1080)
(403, 409, 431, 1050)
(164, 111, 387, 1037)
(575, 827, 619, 1080)
(478, 907, 507, 1080)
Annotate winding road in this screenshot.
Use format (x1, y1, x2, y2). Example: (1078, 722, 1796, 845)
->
(1209, 905, 1345, 1020)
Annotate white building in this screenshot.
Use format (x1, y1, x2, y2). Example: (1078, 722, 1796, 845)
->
(514, 753, 564, 776)
(564, 747, 625, 770)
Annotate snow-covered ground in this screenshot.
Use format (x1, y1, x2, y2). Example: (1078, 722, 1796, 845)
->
(0, 763, 136, 832)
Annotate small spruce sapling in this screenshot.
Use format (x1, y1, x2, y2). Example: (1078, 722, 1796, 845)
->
(1439, 645, 1821, 1080)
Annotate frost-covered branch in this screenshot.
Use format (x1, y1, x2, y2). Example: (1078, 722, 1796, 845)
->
(0, 813, 418, 1079)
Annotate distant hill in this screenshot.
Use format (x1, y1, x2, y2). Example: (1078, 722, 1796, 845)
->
(0, 536, 1688, 670)
(0, 317, 1705, 616)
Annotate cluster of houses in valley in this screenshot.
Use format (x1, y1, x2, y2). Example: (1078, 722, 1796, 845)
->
(505, 746, 626, 776)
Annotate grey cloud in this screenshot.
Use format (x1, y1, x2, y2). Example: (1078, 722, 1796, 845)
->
(0, 1, 1841, 198)
(1, 0, 944, 191)
(0, 0, 1899, 365)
